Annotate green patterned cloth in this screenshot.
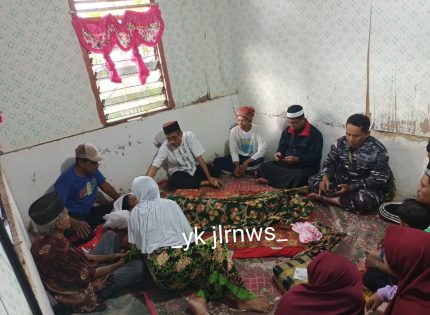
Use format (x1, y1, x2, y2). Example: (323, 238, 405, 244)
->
(302, 222, 347, 257)
(145, 238, 256, 301)
(166, 190, 313, 231)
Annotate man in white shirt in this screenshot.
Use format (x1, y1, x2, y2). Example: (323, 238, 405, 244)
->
(147, 121, 222, 189)
(213, 106, 267, 177)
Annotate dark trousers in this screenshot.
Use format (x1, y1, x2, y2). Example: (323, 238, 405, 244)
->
(258, 161, 317, 189)
(213, 154, 264, 173)
(94, 231, 145, 300)
(308, 174, 382, 213)
(70, 204, 113, 228)
(169, 165, 221, 189)
(65, 205, 113, 246)
(363, 267, 398, 292)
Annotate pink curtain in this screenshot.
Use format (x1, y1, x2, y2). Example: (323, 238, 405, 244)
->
(72, 6, 164, 85)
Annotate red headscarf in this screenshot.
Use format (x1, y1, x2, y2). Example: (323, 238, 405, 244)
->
(275, 251, 364, 315)
(384, 225, 430, 315)
(237, 106, 255, 122)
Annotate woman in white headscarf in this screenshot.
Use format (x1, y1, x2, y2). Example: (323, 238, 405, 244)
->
(128, 176, 193, 253)
(128, 176, 272, 315)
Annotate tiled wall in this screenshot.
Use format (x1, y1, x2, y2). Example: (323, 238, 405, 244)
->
(160, 0, 236, 104)
(229, 0, 430, 137)
(230, 0, 370, 126)
(0, 0, 236, 152)
(371, 0, 430, 136)
(0, 0, 101, 151)
(2, 0, 430, 152)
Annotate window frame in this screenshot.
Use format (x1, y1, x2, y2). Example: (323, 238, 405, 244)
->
(68, 0, 174, 126)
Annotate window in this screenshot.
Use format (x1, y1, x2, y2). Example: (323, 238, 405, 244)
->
(69, 0, 173, 125)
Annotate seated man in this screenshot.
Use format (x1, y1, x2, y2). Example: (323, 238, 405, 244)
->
(213, 106, 267, 177)
(308, 114, 392, 213)
(379, 139, 430, 224)
(29, 192, 143, 313)
(54, 143, 119, 240)
(363, 199, 430, 292)
(257, 105, 323, 188)
(147, 121, 222, 189)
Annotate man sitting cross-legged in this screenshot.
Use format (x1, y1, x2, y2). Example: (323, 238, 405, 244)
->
(147, 120, 222, 189)
(379, 139, 430, 224)
(213, 106, 267, 177)
(308, 114, 393, 214)
(256, 105, 323, 188)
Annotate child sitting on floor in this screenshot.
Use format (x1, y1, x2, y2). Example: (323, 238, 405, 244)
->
(363, 199, 430, 292)
(365, 225, 430, 314)
(103, 193, 139, 230)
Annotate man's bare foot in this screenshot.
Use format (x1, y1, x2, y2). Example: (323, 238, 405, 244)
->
(188, 296, 209, 315)
(256, 177, 269, 185)
(236, 296, 272, 313)
(307, 192, 327, 203)
(307, 193, 341, 206)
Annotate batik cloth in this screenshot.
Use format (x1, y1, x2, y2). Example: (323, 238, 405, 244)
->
(31, 234, 108, 313)
(145, 238, 256, 301)
(166, 189, 314, 231)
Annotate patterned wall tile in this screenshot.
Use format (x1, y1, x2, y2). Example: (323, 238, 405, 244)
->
(0, 0, 102, 152)
(370, 0, 430, 136)
(229, 0, 371, 126)
(2, 0, 429, 152)
(0, 0, 237, 151)
(159, 0, 236, 106)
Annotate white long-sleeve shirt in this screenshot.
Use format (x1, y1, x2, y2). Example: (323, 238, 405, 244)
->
(229, 125, 267, 162)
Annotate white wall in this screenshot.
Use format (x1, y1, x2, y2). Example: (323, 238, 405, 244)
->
(228, 0, 430, 197)
(1, 0, 428, 224)
(229, 0, 369, 125)
(1, 0, 430, 310)
(0, 0, 236, 152)
(1, 96, 238, 227)
(229, 0, 430, 137)
(0, 0, 240, 223)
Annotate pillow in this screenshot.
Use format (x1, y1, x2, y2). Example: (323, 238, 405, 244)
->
(273, 253, 313, 293)
(103, 210, 129, 229)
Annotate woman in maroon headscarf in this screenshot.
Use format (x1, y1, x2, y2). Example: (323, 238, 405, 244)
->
(383, 225, 430, 315)
(275, 251, 364, 315)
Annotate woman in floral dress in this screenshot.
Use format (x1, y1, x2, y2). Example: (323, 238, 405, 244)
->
(128, 176, 272, 314)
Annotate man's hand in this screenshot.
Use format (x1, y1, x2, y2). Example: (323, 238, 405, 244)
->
(319, 175, 330, 194)
(274, 152, 282, 162)
(282, 156, 299, 164)
(365, 293, 383, 312)
(377, 237, 384, 249)
(334, 184, 352, 196)
(109, 251, 130, 263)
(70, 218, 91, 238)
(208, 177, 223, 188)
(234, 161, 249, 178)
(233, 163, 242, 177)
